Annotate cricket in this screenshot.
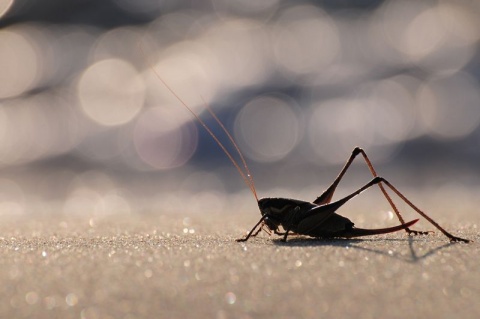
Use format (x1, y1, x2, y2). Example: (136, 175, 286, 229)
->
(148, 65, 470, 244)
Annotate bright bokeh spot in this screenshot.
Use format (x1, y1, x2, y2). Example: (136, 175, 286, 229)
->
(201, 19, 270, 89)
(0, 29, 38, 98)
(146, 43, 214, 112)
(307, 96, 405, 165)
(377, 1, 478, 73)
(436, 2, 480, 43)
(0, 0, 14, 18)
(365, 78, 418, 143)
(62, 171, 131, 216)
(308, 99, 373, 165)
(133, 107, 198, 170)
(379, 1, 433, 56)
(417, 73, 480, 140)
(78, 58, 145, 126)
(402, 8, 445, 60)
(92, 26, 143, 63)
(0, 94, 82, 166)
(272, 5, 339, 78)
(234, 95, 300, 163)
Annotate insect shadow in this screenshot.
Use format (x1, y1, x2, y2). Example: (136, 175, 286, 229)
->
(271, 236, 459, 263)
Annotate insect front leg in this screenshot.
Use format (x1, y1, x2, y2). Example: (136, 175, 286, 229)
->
(251, 225, 264, 237)
(236, 216, 266, 242)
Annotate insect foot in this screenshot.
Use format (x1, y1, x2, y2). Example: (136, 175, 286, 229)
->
(407, 229, 433, 236)
(449, 236, 471, 243)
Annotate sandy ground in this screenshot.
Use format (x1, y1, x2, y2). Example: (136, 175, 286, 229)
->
(0, 212, 478, 319)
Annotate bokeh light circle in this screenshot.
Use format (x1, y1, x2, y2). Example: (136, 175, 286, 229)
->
(0, 0, 14, 18)
(78, 58, 145, 126)
(234, 95, 301, 163)
(308, 99, 373, 165)
(133, 107, 198, 170)
(417, 73, 480, 140)
(0, 29, 38, 98)
(307, 96, 404, 165)
(146, 44, 215, 112)
(201, 19, 270, 89)
(272, 5, 340, 78)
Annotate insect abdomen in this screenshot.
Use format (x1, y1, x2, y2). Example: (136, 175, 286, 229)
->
(298, 213, 354, 238)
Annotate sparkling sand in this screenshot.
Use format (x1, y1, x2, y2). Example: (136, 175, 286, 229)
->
(0, 213, 478, 319)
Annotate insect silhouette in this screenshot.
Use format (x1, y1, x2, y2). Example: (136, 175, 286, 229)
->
(149, 67, 470, 244)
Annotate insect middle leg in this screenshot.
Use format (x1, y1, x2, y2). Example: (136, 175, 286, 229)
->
(314, 147, 428, 235)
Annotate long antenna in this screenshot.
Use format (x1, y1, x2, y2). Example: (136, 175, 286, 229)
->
(201, 97, 258, 200)
(144, 52, 258, 202)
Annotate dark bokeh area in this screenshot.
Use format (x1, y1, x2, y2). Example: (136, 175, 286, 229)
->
(0, 0, 479, 220)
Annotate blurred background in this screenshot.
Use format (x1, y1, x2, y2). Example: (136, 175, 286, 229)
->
(0, 0, 479, 223)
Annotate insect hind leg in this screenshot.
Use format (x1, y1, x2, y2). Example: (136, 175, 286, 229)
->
(316, 147, 430, 235)
(355, 148, 432, 236)
(380, 179, 470, 243)
(314, 147, 364, 205)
